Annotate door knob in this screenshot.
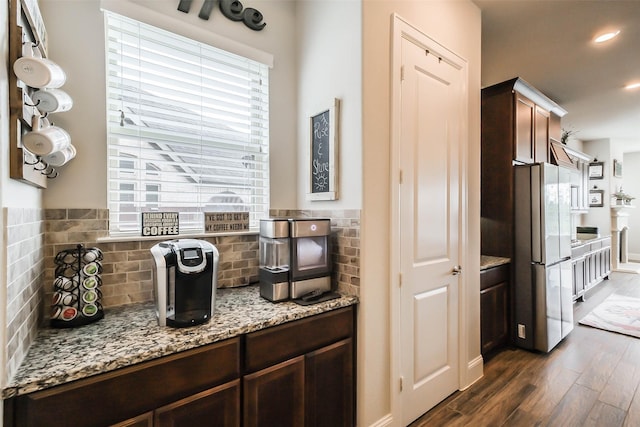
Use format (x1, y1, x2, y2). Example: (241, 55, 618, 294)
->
(452, 265, 462, 275)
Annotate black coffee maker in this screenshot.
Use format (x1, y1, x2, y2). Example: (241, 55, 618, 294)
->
(150, 239, 218, 327)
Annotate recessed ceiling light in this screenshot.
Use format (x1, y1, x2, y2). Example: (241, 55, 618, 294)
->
(594, 30, 620, 43)
(625, 82, 640, 90)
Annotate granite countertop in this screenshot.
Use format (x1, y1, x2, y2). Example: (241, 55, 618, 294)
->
(3, 285, 358, 399)
(480, 255, 510, 271)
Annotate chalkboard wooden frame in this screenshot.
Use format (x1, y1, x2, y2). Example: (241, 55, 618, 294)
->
(307, 98, 340, 201)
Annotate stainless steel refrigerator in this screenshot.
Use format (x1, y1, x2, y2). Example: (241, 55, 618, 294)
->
(514, 162, 573, 352)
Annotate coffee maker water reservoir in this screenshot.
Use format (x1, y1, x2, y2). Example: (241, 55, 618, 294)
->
(151, 239, 218, 327)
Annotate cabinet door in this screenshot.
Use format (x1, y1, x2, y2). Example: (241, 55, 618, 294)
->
(534, 106, 550, 162)
(305, 339, 354, 427)
(572, 257, 585, 299)
(155, 380, 240, 427)
(243, 356, 305, 427)
(514, 93, 535, 163)
(480, 281, 509, 356)
(110, 412, 153, 427)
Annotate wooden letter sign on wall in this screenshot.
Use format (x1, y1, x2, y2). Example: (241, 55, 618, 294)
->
(177, 0, 266, 31)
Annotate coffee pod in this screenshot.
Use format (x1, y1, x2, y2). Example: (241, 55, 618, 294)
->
(31, 88, 73, 113)
(82, 289, 101, 304)
(43, 144, 76, 167)
(54, 276, 78, 291)
(83, 261, 101, 276)
(83, 248, 103, 263)
(22, 116, 71, 156)
(13, 43, 66, 89)
(82, 275, 100, 290)
(52, 306, 78, 321)
(82, 304, 99, 317)
(56, 291, 78, 306)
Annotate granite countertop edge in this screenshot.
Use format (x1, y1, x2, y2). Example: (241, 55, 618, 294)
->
(480, 255, 511, 271)
(2, 285, 359, 399)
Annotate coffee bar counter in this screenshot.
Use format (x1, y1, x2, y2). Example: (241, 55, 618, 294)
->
(2, 285, 358, 399)
(481, 255, 510, 271)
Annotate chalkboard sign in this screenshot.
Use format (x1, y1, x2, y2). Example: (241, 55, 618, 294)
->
(307, 98, 340, 201)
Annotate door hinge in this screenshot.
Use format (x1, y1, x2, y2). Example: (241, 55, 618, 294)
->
(399, 273, 402, 287)
(399, 169, 403, 184)
(400, 376, 404, 392)
(400, 65, 405, 81)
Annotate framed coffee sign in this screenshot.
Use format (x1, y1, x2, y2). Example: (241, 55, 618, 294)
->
(307, 98, 340, 201)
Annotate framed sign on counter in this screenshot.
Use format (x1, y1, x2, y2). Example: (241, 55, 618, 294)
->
(307, 98, 340, 201)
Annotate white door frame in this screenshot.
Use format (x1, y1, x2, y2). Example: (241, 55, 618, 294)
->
(389, 13, 472, 424)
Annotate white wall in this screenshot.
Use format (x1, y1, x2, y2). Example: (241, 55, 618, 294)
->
(582, 138, 640, 246)
(582, 139, 612, 234)
(623, 151, 640, 258)
(361, 1, 481, 425)
(296, 1, 362, 209)
(39, 0, 298, 210)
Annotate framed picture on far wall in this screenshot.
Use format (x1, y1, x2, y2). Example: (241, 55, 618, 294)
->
(589, 161, 604, 179)
(589, 189, 604, 207)
(614, 159, 623, 178)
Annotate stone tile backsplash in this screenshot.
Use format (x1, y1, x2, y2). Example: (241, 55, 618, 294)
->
(4, 208, 45, 384)
(43, 208, 360, 313)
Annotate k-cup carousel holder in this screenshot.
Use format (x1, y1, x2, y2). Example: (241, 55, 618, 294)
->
(51, 244, 104, 328)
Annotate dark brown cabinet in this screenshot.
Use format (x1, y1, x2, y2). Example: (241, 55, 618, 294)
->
(480, 263, 510, 358)
(4, 307, 355, 427)
(244, 308, 354, 427)
(482, 77, 566, 259)
(154, 380, 241, 427)
(8, 339, 241, 427)
(244, 357, 305, 427)
(534, 106, 550, 163)
(514, 93, 535, 164)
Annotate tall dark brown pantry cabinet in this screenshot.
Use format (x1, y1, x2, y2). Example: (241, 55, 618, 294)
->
(481, 77, 566, 259)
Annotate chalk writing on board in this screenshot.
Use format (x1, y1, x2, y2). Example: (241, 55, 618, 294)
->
(311, 110, 331, 193)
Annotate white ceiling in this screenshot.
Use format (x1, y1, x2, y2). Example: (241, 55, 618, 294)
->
(475, 0, 640, 152)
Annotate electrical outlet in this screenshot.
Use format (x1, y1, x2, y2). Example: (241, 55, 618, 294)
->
(518, 324, 526, 339)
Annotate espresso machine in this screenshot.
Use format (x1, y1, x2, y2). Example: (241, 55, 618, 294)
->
(259, 218, 332, 302)
(150, 239, 218, 327)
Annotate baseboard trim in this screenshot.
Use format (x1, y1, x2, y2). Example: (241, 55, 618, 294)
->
(461, 354, 484, 390)
(368, 413, 394, 427)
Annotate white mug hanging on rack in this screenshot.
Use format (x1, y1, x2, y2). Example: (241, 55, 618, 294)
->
(32, 88, 73, 113)
(13, 42, 66, 89)
(43, 143, 76, 167)
(22, 115, 71, 156)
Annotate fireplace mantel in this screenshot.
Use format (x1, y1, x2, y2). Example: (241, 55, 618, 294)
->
(611, 203, 635, 215)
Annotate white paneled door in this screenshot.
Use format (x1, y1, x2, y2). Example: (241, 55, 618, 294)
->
(398, 25, 466, 426)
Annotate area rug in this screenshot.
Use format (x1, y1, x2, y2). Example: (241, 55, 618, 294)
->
(579, 294, 640, 339)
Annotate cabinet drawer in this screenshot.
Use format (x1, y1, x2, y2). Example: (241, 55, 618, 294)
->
(601, 237, 611, 248)
(245, 307, 354, 373)
(571, 244, 588, 258)
(13, 338, 240, 427)
(590, 240, 602, 251)
(480, 263, 510, 291)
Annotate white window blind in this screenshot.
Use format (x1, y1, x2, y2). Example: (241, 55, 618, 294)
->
(105, 12, 269, 235)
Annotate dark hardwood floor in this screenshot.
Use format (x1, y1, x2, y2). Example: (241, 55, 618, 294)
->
(411, 271, 640, 427)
